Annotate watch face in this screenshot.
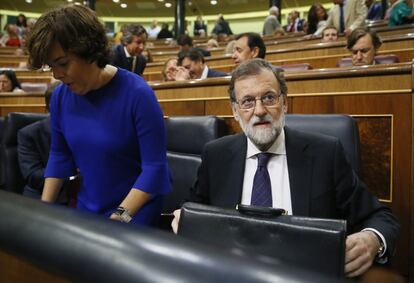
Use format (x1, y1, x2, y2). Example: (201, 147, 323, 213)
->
(116, 207, 126, 214)
(116, 207, 132, 223)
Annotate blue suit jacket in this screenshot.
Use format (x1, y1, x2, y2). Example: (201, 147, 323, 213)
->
(190, 126, 399, 259)
(207, 68, 228, 78)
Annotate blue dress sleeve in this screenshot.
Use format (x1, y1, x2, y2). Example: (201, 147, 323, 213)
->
(44, 86, 77, 178)
(131, 84, 171, 195)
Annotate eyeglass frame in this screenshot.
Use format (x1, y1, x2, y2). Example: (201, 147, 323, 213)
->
(234, 91, 284, 110)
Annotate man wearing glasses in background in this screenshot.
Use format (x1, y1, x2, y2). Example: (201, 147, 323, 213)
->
(172, 58, 399, 278)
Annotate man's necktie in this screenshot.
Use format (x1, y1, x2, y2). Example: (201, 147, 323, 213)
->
(131, 56, 137, 72)
(339, 4, 345, 33)
(251, 153, 272, 207)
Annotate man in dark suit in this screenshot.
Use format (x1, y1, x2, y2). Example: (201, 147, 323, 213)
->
(110, 24, 148, 76)
(174, 49, 227, 80)
(172, 58, 399, 278)
(17, 82, 70, 204)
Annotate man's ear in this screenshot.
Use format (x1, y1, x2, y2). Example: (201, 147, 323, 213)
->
(251, 47, 260, 59)
(231, 103, 240, 121)
(282, 95, 288, 114)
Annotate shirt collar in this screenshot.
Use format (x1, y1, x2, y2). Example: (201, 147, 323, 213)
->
(246, 127, 286, 159)
(200, 65, 209, 79)
(124, 46, 132, 58)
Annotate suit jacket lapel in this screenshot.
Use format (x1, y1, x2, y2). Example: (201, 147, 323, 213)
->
(223, 134, 247, 207)
(285, 127, 312, 216)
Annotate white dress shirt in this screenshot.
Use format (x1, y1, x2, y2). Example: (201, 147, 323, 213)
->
(123, 46, 137, 72)
(200, 65, 209, 79)
(241, 129, 293, 215)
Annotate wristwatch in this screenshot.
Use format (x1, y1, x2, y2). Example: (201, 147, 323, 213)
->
(115, 206, 132, 223)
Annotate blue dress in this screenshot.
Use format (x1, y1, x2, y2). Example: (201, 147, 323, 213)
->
(45, 68, 171, 226)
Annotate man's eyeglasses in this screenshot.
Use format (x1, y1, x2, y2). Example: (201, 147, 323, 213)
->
(235, 92, 282, 110)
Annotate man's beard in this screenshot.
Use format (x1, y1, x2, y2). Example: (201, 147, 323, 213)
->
(238, 111, 285, 151)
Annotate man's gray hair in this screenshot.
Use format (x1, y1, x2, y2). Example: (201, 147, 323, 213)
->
(228, 58, 287, 103)
(269, 6, 279, 16)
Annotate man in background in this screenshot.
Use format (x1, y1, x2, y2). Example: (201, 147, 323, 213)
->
(321, 26, 339, 42)
(174, 49, 227, 81)
(347, 27, 382, 65)
(285, 10, 305, 32)
(231, 32, 266, 66)
(110, 24, 148, 76)
(147, 20, 161, 39)
(263, 6, 281, 35)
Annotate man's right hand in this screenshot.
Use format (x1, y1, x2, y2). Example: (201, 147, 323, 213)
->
(171, 209, 181, 234)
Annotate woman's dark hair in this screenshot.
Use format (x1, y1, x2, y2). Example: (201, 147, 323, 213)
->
(16, 13, 27, 27)
(307, 3, 327, 34)
(0, 70, 21, 91)
(26, 4, 110, 69)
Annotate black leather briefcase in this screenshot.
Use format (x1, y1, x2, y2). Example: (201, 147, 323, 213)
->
(178, 202, 347, 278)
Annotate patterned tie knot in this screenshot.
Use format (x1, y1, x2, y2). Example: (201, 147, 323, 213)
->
(256, 153, 271, 168)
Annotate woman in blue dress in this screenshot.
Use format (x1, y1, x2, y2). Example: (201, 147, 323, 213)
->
(26, 5, 171, 226)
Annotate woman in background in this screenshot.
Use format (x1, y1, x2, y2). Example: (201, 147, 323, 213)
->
(0, 24, 22, 47)
(26, 5, 171, 226)
(0, 70, 23, 92)
(307, 3, 328, 35)
(388, 0, 414, 26)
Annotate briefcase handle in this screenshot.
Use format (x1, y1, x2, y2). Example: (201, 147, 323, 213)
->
(236, 204, 286, 217)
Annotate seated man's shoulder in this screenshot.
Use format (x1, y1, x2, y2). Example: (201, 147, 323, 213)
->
(205, 134, 244, 151)
(18, 117, 50, 138)
(208, 68, 228, 77)
(285, 126, 340, 150)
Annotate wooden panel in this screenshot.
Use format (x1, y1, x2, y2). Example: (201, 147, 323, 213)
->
(356, 116, 392, 201)
(0, 250, 72, 283)
(144, 48, 414, 82)
(159, 100, 205, 116)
